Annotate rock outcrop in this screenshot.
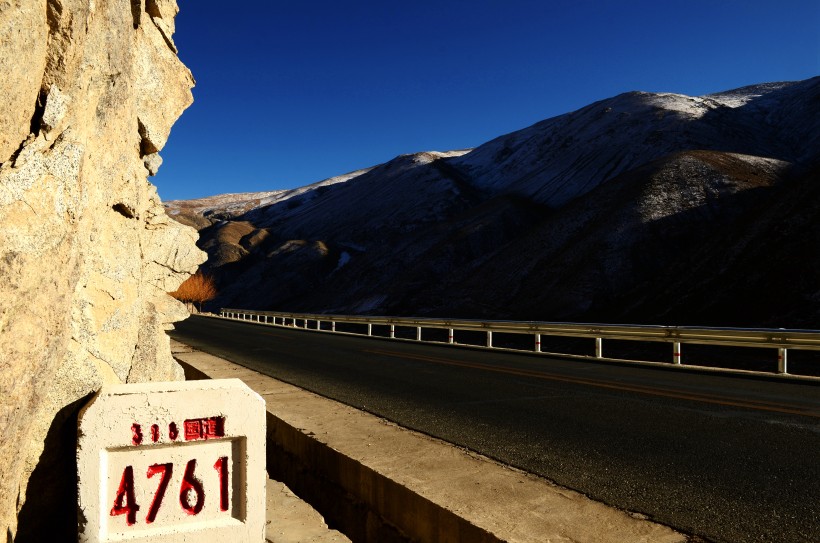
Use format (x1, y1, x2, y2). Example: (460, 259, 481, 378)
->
(0, 1, 204, 539)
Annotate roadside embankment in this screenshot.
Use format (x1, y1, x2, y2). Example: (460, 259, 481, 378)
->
(171, 339, 687, 543)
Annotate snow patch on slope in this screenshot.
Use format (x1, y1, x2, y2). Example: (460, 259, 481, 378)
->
(165, 166, 375, 217)
(704, 81, 795, 108)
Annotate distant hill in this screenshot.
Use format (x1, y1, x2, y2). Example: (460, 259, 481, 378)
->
(165, 76, 820, 327)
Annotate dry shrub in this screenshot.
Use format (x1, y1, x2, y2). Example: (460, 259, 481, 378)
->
(169, 270, 217, 312)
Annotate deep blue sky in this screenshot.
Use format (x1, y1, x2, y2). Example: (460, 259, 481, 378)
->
(155, 0, 819, 201)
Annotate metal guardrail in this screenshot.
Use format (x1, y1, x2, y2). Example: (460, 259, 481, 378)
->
(219, 308, 820, 375)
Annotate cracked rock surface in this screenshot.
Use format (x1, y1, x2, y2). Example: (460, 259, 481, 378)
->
(0, 0, 204, 539)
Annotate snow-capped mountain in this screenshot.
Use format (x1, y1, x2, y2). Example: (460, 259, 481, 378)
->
(165, 76, 820, 327)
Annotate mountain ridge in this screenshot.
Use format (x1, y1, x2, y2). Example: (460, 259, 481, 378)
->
(166, 76, 820, 327)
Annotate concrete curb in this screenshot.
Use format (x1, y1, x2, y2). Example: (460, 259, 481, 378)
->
(171, 340, 350, 543)
(171, 339, 688, 543)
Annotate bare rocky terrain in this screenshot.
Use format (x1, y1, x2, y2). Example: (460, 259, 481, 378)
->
(167, 77, 820, 329)
(0, 1, 203, 539)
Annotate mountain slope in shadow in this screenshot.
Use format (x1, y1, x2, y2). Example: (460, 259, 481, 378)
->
(166, 77, 820, 327)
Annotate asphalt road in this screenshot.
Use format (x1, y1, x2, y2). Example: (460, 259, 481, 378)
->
(170, 315, 820, 543)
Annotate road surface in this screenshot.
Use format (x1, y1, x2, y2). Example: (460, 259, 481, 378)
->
(170, 315, 820, 543)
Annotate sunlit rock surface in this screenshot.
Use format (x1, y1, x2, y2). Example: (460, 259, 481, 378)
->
(0, 1, 205, 539)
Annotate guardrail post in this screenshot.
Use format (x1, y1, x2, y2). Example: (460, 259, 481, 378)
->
(778, 348, 788, 374)
(331, 321, 336, 332)
(316, 320, 321, 330)
(448, 329, 454, 344)
(416, 327, 422, 341)
(673, 342, 682, 365)
(390, 325, 395, 339)
(535, 334, 541, 353)
(367, 323, 372, 336)
(595, 337, 603, 358)
(486, 331, 493, 348)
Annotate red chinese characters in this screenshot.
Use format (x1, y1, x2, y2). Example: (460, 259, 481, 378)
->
(184, 416, 225, 441)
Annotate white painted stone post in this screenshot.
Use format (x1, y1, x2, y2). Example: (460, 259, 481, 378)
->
(77, 379, 266, 542)
(673, 342, 682, 365)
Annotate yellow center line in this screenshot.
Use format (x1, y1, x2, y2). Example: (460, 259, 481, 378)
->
(363, 348, 820, 419)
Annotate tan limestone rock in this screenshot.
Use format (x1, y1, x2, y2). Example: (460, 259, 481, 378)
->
(0, 0, 48, 163)
(0, 0, 205, 540)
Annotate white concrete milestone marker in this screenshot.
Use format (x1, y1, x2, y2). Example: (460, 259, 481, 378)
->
(77, 379, 266, 542)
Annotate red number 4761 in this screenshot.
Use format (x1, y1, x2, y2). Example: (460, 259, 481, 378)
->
(111, 457, 229, 526)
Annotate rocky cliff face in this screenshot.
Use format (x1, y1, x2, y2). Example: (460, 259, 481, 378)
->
(0, 1, 204, 539)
